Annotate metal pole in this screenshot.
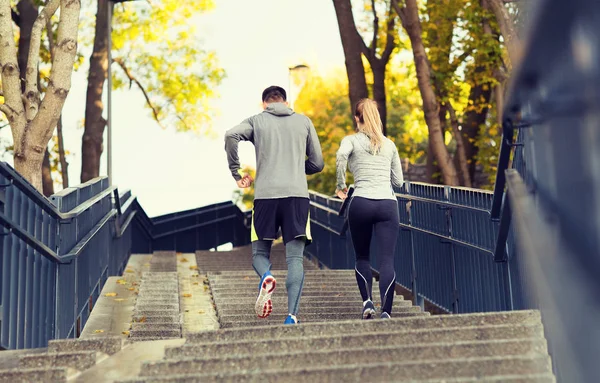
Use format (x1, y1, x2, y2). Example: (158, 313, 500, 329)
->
(107, 0, 113, 186)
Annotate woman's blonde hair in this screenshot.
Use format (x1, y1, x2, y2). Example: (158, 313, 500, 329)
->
(355, 98, 384, 154)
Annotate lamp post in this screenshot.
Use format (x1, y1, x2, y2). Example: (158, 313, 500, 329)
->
(107, 0, 141, 186)
(288, 64, 310, 109)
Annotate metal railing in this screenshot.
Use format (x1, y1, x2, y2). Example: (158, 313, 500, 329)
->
(131, 201, 251, 254)
(0, 162, 136, 350)
(307, 182, 521, 314)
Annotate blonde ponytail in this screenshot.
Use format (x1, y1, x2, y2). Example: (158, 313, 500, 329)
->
(354, 98, 384, 154)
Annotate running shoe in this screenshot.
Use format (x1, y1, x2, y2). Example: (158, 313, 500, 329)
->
(255, 271, 276, 318)
(380, 312, 391, 319)
(284, 314, 298, 325)
(362, 300, 376, 319)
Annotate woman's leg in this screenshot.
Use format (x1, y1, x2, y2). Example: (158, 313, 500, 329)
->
(374, 200, 400, 315)
(348, 197, 374, 303)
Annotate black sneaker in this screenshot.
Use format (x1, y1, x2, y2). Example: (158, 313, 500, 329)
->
(362, 300, 376, 319)
(380, 312, 391, 319)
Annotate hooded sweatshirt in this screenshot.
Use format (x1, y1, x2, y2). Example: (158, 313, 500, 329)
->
(225, 102, 324, 200)
(336, 132, 404, 200)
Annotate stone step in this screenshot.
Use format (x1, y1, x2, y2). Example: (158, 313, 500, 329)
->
(417, 375, 556, 383)
(133, 314, 180, 323)
(220, 313, 430, 328)
(19, 350, 97, 371)
(136, 304, 180, 311)
(185, 311, 541, 344)
(218, 307, 423, 323)
(134, 310, 180, 317)
(131, 323, 181, 331)
(212, 289, 398, 298)
(120, 355, 551, 382)
(129, 329, 182, 339)
(0, 368, 67, 383)
(215, 300, 413, 314)
(48, 336, 123, 355)
(207, 270, 356, 277)
(143, 339, 547, 376)
(209, 281, 377, 289)
(212, 296, 405, 307)
(137, 299, 180, 305)
(171, 324, 543, 356)
(136, 294, 180, 300)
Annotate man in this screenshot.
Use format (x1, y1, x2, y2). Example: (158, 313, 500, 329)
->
(224, 85, 324, 324)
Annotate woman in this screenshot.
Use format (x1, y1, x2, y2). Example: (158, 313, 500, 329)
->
(335, 98, 404, 319)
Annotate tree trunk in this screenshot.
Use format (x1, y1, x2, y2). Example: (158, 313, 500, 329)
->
(371, 62, 387, 136)
(81, 0, 111, 183)
(448, 103, 471, 187)
(41, 148, 54, 196)
(17, 0, 38, 92)
(57, 115, 69, 188)
(332, 0, 368, 114)
(394, 0, 459, 186)
(486, 0, 520, 67)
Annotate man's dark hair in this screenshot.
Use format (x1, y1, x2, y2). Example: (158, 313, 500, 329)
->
(262, 85, 287, 103)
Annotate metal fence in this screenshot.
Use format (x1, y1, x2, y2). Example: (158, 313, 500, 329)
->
(0, 162, 136, 350)
(307, 181, 522, 314)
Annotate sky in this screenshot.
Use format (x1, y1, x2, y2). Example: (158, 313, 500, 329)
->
(0, 0, 346, 217)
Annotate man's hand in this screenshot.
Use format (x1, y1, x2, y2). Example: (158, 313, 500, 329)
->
(335, 188, 348, 200)
(236, 174, 254, 188)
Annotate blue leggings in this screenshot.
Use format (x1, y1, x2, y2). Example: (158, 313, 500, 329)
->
(348, 197, 399, 314)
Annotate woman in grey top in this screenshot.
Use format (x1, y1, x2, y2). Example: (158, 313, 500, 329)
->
(336, 98, 404, 319)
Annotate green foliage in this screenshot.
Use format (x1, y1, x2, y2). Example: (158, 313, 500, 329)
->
(110, 0, 224, 134)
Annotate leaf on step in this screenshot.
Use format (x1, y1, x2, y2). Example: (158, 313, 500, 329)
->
(105, 292, 118, 297)
(135, 316, 147, 323)
(243, 276, 250, 280)
(192, 282, 199, 285)
(122, 331, 130, 335)
(116, 279, 128, 285)
(182, 293, 192, 298)
(94, 329, 105, 333)
(114, 298, 126, 302)
(125, 269, 135, 273)
(203, 286, 209, 291)
(128, 287, 136, 291)
(180, 258, 189, 263)
(189, 266, 198, 270)
(198, 310, 206, 314)
(191, 274, 199, 278)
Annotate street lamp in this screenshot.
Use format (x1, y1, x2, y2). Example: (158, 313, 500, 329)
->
(107, 0, 142, 186)
(288, 64, 310, 109)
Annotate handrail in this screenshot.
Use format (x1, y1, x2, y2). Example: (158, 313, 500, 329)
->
(0, 162, 115, 222)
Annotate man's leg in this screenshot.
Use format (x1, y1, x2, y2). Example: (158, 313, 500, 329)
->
(252, 240, 273, 277)
(285, 238, 305, 317)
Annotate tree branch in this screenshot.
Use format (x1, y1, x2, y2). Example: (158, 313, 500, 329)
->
(381, 5, 396, 63)
(391, 0, 407, 27)
(24, 0, 60, 122)
(11, 8, 20, 26)
(447, 101, 471, 187)
(113, 57, 165, 128)
(370, 0, 379, 59)
(0, 0, 26, 147)
(33, 0, 81, 143)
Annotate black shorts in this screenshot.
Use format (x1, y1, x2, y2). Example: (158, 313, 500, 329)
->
(251, 197, 311, 244)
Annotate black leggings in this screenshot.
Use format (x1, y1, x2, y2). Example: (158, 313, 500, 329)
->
(348, 197, 399, 315)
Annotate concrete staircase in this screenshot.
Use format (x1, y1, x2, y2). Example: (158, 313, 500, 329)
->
(0, 245, 556, 382)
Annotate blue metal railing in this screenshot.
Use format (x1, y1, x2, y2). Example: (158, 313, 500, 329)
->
(0, 162, 136, 350)
(307, 182, 519, 314)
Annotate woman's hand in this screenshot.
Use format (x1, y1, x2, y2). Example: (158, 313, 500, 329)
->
(335, 188, 348, 200)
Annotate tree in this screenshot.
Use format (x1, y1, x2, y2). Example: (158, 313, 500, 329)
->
(332, 0, 398, 135)
(332, 0, 369, 120)
(80, 0, 224, 182)
(392, 0, 459, 185)
(0, 0, 81, 191)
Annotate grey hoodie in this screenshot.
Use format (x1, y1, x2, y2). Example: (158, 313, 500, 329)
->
(336, 133, 404, 200)
(225, 103, 324, 200)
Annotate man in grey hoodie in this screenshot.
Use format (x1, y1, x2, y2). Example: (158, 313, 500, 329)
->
(224, 85, 324, 324)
